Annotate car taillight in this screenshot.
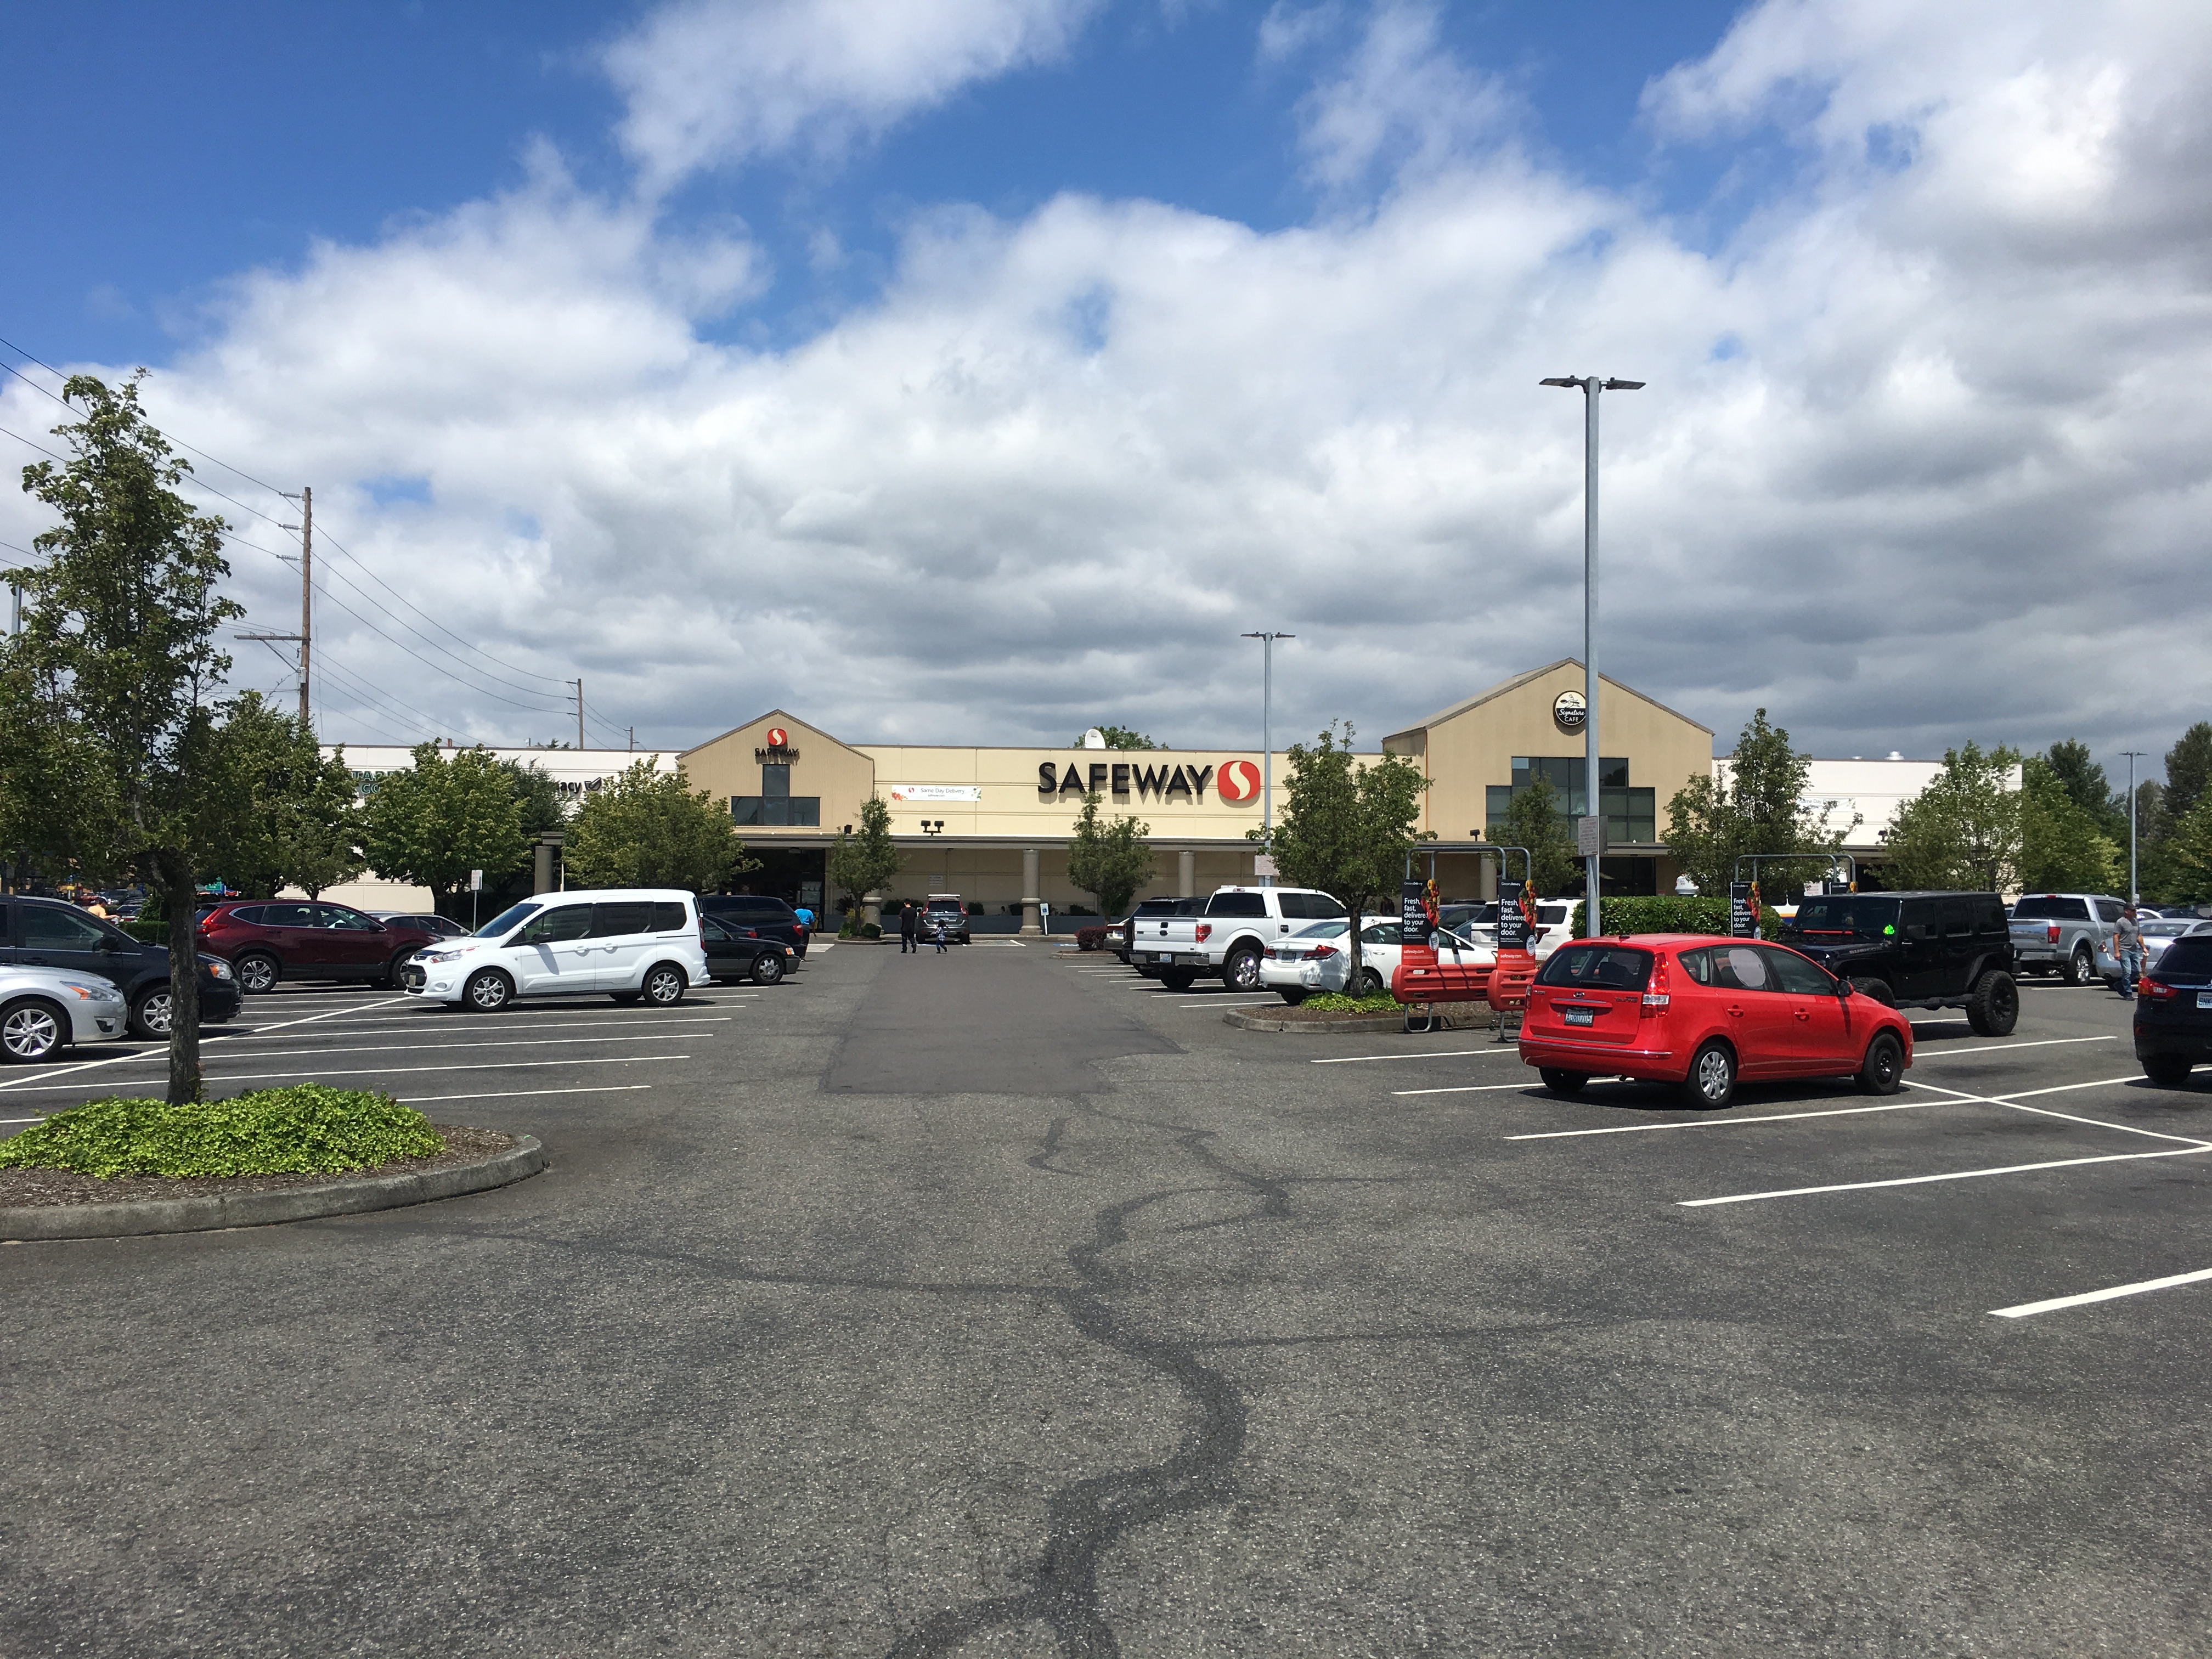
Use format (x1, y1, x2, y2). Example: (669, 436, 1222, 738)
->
(2046, 923, 2061, 943)
(1196, 923, 1212, 943)
(1310, 945, 1338, 960)
(1641, 955, 1672, 1013)
(2140, 978, 2180, 1002)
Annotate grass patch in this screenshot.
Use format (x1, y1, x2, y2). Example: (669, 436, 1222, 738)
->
(1302, 991, 1401, 1014)
(0, 1085, 442, 1180)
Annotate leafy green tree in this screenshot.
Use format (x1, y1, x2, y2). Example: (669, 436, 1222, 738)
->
(1065, 791, 1155, 920)
(1262, 721, 1431, 987)
(1881, 742, 2023, 891)
(561, 759, 752, 891)
(2164, 723, 2212, 825)
(2164, 791, 2212, 905)
(2043, 740, 2128, 841)
(2018, 754, 2122, 894)
(1486, 774, 1578, 897)
(8, 373, 242, 1103)
(826, 794, 903, 928)
(1074, 725, 1161, 750)
(362, 743, 529, 904)
(198, 692, 364, 899)
(501, 759, 565, 839)
(1663, 709, 1852, 899)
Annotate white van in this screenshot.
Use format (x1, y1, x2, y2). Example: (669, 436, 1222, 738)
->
(402, 889, 712, 1012)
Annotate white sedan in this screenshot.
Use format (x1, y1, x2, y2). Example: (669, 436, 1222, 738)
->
(1262, 918, 1494, 1003)
(1, 965, 129, 1062)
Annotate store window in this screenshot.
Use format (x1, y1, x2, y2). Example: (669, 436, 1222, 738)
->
(1485, 757, 1655, 845)
(731, 763, 821, 827)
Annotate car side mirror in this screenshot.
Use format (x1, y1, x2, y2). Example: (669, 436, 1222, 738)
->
(98, 934, 124, 951)
(1836, 977, 1854, 999)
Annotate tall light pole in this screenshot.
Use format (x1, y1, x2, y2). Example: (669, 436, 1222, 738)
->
(1240, 630, 1294, 881)
(2121, 749, 2147, 902)
(1541, 373, 1643, 937)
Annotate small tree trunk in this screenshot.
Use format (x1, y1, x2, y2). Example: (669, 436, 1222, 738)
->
(159, 850, 204, 1104)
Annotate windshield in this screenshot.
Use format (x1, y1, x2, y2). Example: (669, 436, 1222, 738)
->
(1788, 896, 1901, 936)
(1536, 944, 1653, 991)
(475, 901, 541, 939)
(2012, 895, 2090, 920)
(1291, 919, 1350, 939)
(2143, 921, 2191, 936)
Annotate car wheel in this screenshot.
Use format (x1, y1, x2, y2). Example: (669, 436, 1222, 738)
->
(1963, 969, 2018, 1037)
(129, 985, 174, 1041)
(1679, 1041, 1736, 1109)
(1161, 970, 1197, 992)
(463, 969, 513, 1012)
(1855, 1031, 1905, 1096)
(1849, 977, 1897, 1007)
(751, 951, 786, 986)
(1223, 946, 1262, 992)
(382, 951, 418, 990)
(1352, 966, 1385, 996)
(2143, 1054, 2193, 1088)
(642, 962, 687, 1007)
(1539, 1068, 1588, 1097)
(0, 998, 66, 1063)
(1276, 988, 1307, 1006)
(235, 953, 280, 995)
(2062, 945, 2095, 986)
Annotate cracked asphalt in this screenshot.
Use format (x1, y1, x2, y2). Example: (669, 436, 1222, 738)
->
(3, 940, 2209, 1656)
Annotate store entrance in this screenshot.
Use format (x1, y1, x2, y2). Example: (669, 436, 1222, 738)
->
(721, 847, 827, 913)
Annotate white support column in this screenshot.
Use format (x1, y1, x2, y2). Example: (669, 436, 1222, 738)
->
(1177, 849, 1195, 899)
(1020, 847, 1042, 935)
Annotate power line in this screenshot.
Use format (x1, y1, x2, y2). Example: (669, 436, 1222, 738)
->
(310, 525, 573, 686)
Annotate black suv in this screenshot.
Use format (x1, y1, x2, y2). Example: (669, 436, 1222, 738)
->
(2135, 933, 2212, 1086)
(1777, 890, 2017, 1034)
(698, 894, 809, 957)
(0, 896, 244, 1040)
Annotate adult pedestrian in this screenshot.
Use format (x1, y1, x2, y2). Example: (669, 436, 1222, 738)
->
(899, 900, 918, 954)
(2115, 902, 2146, 998)
(794, 905, 815, 933)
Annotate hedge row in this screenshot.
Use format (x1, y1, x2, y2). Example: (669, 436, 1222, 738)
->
(0, 1085, 441, 1179)
(1566, 896, 1781, 941)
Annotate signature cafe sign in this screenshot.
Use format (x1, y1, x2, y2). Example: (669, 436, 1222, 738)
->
(1037, 759, 1256, 803)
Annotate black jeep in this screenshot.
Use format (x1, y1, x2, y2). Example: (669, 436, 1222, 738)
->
(1777, 890, 2018, 1035)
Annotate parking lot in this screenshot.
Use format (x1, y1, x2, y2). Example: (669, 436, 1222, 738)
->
(4, 943, 2208, 1655)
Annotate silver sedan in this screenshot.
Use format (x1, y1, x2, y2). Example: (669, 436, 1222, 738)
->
(0, 966, 129, 1063)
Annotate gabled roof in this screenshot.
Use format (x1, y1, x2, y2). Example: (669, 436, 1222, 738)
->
(680, 708, 864, 759)
(1384, 659, 1712, 744)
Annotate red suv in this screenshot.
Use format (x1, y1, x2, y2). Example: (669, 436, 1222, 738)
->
(196, 901, 450, 994)
(1519, 934, 1914, 1108)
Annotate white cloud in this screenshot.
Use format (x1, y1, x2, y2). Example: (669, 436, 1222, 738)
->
(606, 0, 1104, 190)
(7, 0, 2211, 774)
(1288, 2, 1517, 193)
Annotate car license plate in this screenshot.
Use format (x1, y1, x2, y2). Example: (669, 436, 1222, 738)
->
(2198, 991, 2212, 1009)
(1150, 953, 1172, 964)
(1563, 1007, 1595, 1026)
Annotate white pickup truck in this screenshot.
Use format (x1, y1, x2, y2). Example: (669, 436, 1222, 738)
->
(1137, 885, 1348, 992)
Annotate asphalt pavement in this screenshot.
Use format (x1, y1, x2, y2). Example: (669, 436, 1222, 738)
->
(3, 944, 2208, 1656)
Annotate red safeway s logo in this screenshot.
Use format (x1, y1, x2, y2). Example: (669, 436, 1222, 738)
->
(1218, 760, 1262, 803)
(765, 727, 789, 748)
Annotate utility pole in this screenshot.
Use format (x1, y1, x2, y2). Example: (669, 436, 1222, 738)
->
(575, 678, 585, 749)
(1240, 631, 1294, 877)
(628, 725, 635, 752)
(2121, 750, 2147, 903)
(297, 486, 312, 726)
(1542, 374, 1644, 937)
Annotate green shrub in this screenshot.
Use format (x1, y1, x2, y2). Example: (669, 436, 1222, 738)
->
(1304, 991, 1401, 1013)
(122, 919, 168, 945)
(0, 1085, 442, 1179)
(1567, 896, 1779, 941)
(860, 922, 882, 939)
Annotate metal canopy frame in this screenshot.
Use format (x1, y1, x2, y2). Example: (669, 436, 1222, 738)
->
(1733, 852, 1857, 893)
(1404, 841, 1534, 890)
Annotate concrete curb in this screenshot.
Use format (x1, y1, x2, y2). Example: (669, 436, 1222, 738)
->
(0, 1136, 546, 1243)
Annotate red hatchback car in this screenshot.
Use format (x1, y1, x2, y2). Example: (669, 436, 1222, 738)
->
(197, 900, 450, 994)
(1519, 934, 1915, 1108)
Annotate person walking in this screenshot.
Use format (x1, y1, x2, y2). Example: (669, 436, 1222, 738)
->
(899, 901, 918, 954)
(2115, 902, 2146, 998)
(932, 914, 948, 953)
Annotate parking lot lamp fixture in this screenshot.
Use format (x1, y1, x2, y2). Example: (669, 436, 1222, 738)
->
(1240, 631, 1295, 878)
(2121, 750, 2147, 903)
(1541, 374, 1643, 936)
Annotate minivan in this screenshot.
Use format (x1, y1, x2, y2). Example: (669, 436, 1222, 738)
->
(400, 889, 712, 1012)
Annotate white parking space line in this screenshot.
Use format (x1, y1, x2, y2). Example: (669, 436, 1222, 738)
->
(1312, 1049, 1516, 1065)
(1907, 1078, 2212, 1148)
(1678, 1144, 2212, 1207)
(24, 1032, 720, 1070)
(0, 1116, 44, 1124)
(0, 995, 415, 1093)
(1181, 1000, 1278, 1009)
(0, 1054, 693, 1092)
(225, 1017, 733, 1041)
(1910, 1035, 2117, 1059)
(1395, 1081, 1543, 1097)
(1508, 1099, 1941, 1139)
(399, 1084, 655, 1104)
(1991, 1267, 2212, 1319)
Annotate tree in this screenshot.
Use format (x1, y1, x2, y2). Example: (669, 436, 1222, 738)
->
(2164, 723, 2212, 825)
(2018, 754, 2122, 895)
(8, 373, 242, 1103)
(199, 692, 364, 899)
(826, 794, 902, 927)
(1263, 721, 1431, 988)
(1487, 774, 1578, 897)
(1065, 792, 1155, 920)
(2044, 739, 2127, 841)
(362, 743, 529, 904)
(2164, 791, 2212, 905)
(1881, 742, 2023, 890)
(1074, 725, 1161, 750)
(561, 759, 752, 891)
(1663, 709, 1852, 899)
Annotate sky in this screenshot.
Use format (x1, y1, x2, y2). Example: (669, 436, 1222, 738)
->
(2, 0, 2207, 792)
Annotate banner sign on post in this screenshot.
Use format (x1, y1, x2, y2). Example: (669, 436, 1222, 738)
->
(1576, 816, 1604, 858)
(470, 869, 483, 892)
(1401, 881, 1428, 940)
(1729, 882, 1757, 938)
(1497, 881, 1531, 952)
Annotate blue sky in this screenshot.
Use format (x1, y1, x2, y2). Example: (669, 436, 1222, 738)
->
(3, 1, 2207, 778)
